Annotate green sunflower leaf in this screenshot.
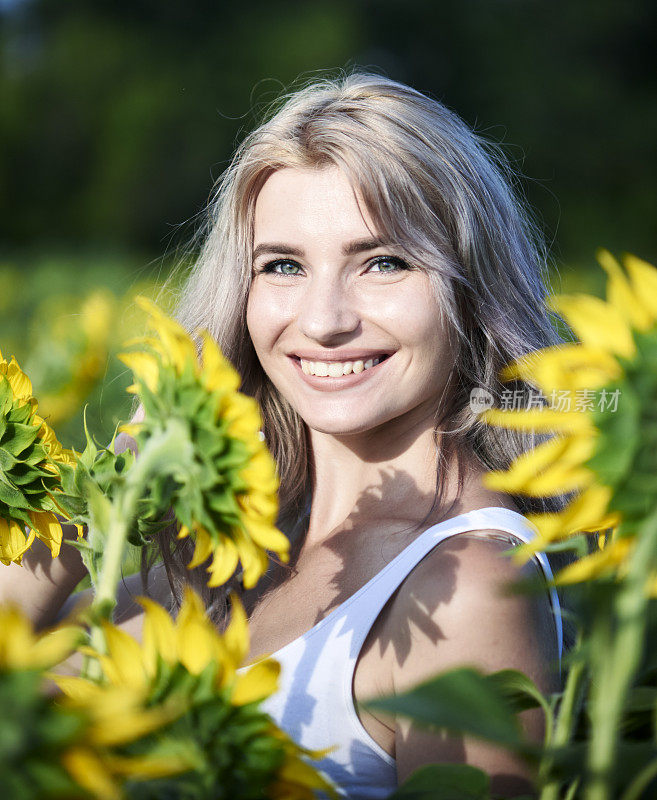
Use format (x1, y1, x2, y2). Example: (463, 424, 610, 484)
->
(1, 422, 41, 456)
(389, 763, 491, 800)
(366, 667, 524, 750)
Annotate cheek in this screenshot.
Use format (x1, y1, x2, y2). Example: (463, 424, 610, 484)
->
(245, 285, 291, 356)
(246, 288, 272, 351)
(408, 305, 456, 379)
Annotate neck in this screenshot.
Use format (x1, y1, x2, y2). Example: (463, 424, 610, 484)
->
(304, 405, 480, 546)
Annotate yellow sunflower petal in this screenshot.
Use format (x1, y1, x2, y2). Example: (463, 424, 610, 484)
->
(597, 249, 653, 332)
(90, 704, 179, 747)
(273, 754, 338, 797)
(482, 432, 597, 497)
(548, 293, 635, 358)
(0, 518, 35, 565)
(241, 516, 290, 557)
(104, 752, 192, 779)
(118, 351, 160, 393)
(511, 484, 619, 563)
(101, 623, 148, 690)
(223, 392, 265, 441)
(138, 597, 178, 673)
(232, 659, 281, 705)
(500, 343, 622, 392)
(58, 447, 79, 466)
(176, 587, 225, 675)
(555, 537, 634, 584)
(235, 529, 269, 589)
(52, 675, 101, 702)
(200, 331, 241, 393)
(29, 511, 63, 558)
(223, 592, 249, 667)
(118, 422, 144, 438)
(134, 296, 197, 374)
(62, 747, 121, 800)
(5, 357, 33, 401)
(238, 488, 279, 522)
(28, 625, 83, 670)
(623, 253, 657, 322)
(239, 445, 280, 496)
(482, 407, 594, 433)
(187, 527, 214, 569)
(206, 536, 240, 587)
(0, 606, 34, 668)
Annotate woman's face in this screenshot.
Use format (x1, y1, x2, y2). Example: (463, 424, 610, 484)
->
(246, 165, 456, 437)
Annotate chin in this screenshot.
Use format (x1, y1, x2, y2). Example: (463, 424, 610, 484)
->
(307, 421, 375, 436)
(299, 408, 400, 437)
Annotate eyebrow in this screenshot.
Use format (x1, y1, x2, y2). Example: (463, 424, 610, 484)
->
(252, 236, 389, 261)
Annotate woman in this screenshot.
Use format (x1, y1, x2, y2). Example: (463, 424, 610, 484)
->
(159, 71, 567, 797)
(1, 72, 566, 797)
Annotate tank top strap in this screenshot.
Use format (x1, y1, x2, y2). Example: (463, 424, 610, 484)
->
(341, 506, 563, 666)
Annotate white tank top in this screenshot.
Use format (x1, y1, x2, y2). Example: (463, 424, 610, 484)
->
(240, 507, 563, 799)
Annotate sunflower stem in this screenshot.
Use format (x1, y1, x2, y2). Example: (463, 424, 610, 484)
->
(539, 647, 586, 800)
(585, 510, 657, 800)
(83, 417, 192, 681)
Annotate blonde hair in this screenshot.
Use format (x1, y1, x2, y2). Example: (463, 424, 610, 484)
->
(160, 70, 572, 626)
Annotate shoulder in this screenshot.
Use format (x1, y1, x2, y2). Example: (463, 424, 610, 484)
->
(383, 531, 559, 790)
(386, 531, 559, 693)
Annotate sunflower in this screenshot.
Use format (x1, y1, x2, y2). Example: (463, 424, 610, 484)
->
(481, 251, 657, 583)
(0, 606, 182, 800)
(57, 588, 336, 799)
(0, 350, 78, 564)
(118, 297, 289, 588)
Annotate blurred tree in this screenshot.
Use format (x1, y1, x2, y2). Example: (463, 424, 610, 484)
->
(0, 0, 655, 267)
(0, 0, 359, 248)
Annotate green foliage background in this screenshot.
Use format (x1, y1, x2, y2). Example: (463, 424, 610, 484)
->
(1, 0, 656, 446)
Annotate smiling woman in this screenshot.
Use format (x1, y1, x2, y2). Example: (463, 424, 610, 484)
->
(139, 71, 572, 798)
(5, 71, 571, 799)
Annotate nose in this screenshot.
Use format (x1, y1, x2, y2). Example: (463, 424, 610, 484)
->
(296, 272, 360, 343)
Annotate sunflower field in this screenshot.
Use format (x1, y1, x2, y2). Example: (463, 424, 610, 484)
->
(1, 249, 657, 798)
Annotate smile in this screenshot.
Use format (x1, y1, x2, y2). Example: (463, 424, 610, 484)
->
(300, 355, 388, 377)
(288, 353, 393, 390)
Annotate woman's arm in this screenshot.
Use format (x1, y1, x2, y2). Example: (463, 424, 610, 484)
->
(389, 533, 560, 797)
(0, 525, 88, 629)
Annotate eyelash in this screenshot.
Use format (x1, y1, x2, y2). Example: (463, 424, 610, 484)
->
(257, 255, 412, 276)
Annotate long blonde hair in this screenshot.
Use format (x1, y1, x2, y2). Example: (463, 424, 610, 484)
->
(160, 69, 571, 625)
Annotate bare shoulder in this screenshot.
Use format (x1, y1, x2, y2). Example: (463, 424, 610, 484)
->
(385, 530, 559, 792)
(387, 530, 559, 692)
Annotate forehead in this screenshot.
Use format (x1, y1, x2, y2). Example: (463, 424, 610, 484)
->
(252, 166, 379, 242)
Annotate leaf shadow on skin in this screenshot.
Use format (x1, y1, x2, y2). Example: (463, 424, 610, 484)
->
(238, 465, 465, 663)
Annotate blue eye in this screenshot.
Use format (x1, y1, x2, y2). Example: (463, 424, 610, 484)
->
(367, 256, 411, 273)
(260, 260, 302, 276)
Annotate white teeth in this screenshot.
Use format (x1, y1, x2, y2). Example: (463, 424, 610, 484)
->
(299, 355, 386, 377)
